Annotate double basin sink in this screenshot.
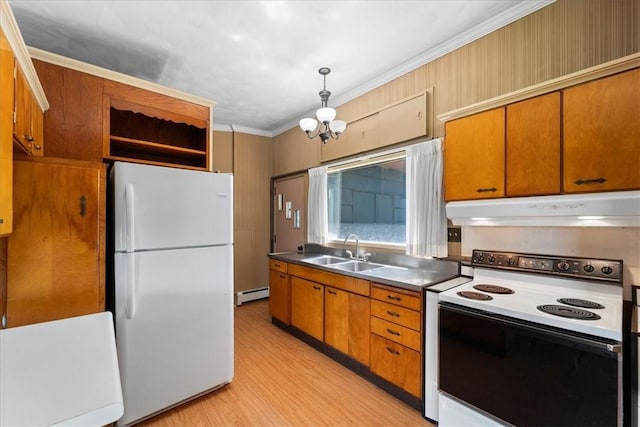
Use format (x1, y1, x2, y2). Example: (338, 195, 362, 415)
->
(301, 255, 390, 273)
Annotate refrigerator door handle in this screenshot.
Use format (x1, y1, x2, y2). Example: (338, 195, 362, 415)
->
(125, 183, 135, 253)
(126, 252, 136, 319)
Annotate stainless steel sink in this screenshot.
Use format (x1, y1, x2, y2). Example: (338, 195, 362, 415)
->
(301, 255, 348, 266)
(328, 261, 385, 272)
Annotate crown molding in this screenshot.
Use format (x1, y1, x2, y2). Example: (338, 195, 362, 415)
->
(272, 0, 555, 136)
(28, 46, 216, 109)
(438, 52, 640, 122)
(213, 124, 273, 138)
(1, 0, 48, 111)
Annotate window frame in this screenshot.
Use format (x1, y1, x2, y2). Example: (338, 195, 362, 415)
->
(325, 148, 407, 250)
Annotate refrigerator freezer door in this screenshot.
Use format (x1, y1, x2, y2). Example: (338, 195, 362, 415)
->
(113, 162, 233, 252)
(114, 245, 233, 426)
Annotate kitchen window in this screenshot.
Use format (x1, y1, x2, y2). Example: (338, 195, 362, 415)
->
(308, 138, 447, 257)
(327, 153, 406, 246)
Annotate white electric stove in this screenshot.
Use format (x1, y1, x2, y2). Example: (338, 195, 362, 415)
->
(438, 251, 623, 340)
(437, 249, 624, 427)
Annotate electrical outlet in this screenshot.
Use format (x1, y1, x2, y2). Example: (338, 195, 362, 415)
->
(448, 227, 461, 243)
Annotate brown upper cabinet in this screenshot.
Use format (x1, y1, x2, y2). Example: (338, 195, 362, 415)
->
(1, 29, 14, 236)
(444, 107, 505, 201)
(444, 66, 639, 201)
(506, 92, 561, 197)
(103, 80, 211, 171)
(379, 92, 429, 147)
(563, 68, 640, 193)
(13, 63, 44, 156)
(321, 92, 431, 162)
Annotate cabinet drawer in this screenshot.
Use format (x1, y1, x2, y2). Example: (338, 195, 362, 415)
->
(371, 316, 421, 351)
(370, 334, 421, 398)
(269, 259, 288, 273)
(371, 300, 421, 331)
(290, 264, 370, 296)
(371, 284, 421, 311)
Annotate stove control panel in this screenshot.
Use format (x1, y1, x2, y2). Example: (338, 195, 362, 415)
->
(471, 250, 622, 283)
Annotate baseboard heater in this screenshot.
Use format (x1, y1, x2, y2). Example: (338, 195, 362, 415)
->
(236, 287, 270, 306)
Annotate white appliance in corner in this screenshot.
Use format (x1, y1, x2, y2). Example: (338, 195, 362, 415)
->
(111, 162, 234, 426)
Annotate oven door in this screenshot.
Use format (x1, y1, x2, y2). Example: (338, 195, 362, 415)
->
(439, 303, 622, 427)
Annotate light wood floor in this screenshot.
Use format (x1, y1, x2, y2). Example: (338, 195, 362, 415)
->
(138, 299, 432, 426)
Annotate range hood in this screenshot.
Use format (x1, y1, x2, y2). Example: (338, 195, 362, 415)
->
(446, 191, 640, 227)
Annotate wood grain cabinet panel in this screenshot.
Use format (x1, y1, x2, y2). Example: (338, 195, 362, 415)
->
(379, 93, 428, 147)
(563, 68, 640, 193)
(321, 113, 379, 162)
(13, 64, 44, 156)
(291, 276, 324, 341)
(370, 334, 421, 398)
(7, 157, 105, 327)
(33, 60, 104, 162)
(370, 283, 423, 398)
(444, 107, 505, 201)
(0, 29, 13, 236)
(324, 286, 370, 366)
(506, 92, 561, 196)
(269, 268, 290, 324)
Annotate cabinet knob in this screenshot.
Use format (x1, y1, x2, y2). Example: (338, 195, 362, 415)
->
(34, 144, 41, 150)
(25, 135, 34, 142)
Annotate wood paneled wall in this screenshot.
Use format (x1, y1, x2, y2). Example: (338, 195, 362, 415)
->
(233, 132, 273, 294)
(212, 130, 233, 173)
(273, 0, 640, 176)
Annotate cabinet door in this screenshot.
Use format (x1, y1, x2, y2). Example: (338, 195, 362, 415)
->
(13, 64, 44, 156)
(379, 93, 427, 146)
(13, 64, 33, 154)
(564, 68, 640, 192)
(444, 107, 505, 201)
(321, 113, 379, 162)
(0, 29, 13, 236)
(506, 92, 560, 196)
(7, 159, 105, 327)
(291, 277, 324, 341)
(325, 287, 370, 366)
(269, 269, 290, 324)
(370, 334, 421, 398)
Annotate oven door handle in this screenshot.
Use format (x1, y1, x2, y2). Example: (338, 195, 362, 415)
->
(439, 303, 622, 355)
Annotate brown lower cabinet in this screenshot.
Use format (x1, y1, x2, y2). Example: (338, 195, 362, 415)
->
(290, 276, 324, 341)
(269, 259, 423, 404)
(7, 156, 105, 327)
(370, 283, 423, 399)
(325, 286, 370, 366)
(370, 334, 422, 398)
(269, 260, 290, 324)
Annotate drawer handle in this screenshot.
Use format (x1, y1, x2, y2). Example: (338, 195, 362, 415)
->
(386, 346, 400, 356)
(476, 187, 497, 193)
(574, 177, 607, 185)
(279, 274, 286, 279)
(386, 328, 400, 336)
(386, 310, 400, 317)
(313, 285, 321, 291)
(328, 289, 337, 295)
(386, 295, 401, 301)
(274, 263, 281, 268)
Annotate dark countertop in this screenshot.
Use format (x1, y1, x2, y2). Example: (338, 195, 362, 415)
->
(269, 248, 461, 293)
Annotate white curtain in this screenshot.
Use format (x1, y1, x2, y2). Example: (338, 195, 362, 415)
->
(405, 138, 448, 258)
(307, 166, 328, 245)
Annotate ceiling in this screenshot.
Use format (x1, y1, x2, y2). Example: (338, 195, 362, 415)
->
(8, 0, 552, 136)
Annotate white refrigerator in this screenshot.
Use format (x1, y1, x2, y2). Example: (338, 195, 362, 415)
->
(111, 162, 233, 426)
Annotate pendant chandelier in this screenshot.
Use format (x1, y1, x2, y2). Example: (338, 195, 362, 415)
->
(299, 67, 347, 144)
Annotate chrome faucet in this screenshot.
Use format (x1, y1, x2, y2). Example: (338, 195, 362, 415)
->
(344, 233, 360, 260)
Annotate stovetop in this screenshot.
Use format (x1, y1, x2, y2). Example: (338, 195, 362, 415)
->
(438, 250, 623, 341)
